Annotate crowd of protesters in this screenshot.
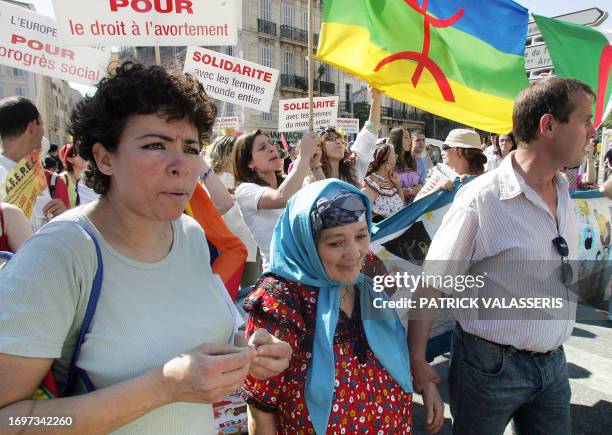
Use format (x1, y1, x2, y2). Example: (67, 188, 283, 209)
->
(0, 62, 606, 435)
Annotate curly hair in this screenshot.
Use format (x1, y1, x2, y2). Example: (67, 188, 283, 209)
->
(455, 148, 487, 175)
(319, 128, 358, 187)
(70, 62, 217, 194)
(208, 135, 237, 174)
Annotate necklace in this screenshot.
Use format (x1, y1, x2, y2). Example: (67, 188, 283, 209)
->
(340, 286, 353, 307)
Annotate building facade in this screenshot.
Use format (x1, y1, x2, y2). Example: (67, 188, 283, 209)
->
(35, 76, 81, 146)
(0, 65, 36, 102)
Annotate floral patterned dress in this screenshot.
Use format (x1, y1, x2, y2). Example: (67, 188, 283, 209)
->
(242, 254, 413, 434)
(364, 173, 405, 220)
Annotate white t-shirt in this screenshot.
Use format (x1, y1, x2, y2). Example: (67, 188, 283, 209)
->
(235, 182, 283, 270)
(0, 153, 52, 231)
(484, 145, 500, 172)
(0, 209, 234, 434)
(217, 172, 258, 262)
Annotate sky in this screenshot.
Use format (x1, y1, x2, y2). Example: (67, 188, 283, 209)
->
(27, 0, 611, 95)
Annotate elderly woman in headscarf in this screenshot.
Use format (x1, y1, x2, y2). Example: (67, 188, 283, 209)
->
(242, 179, 443, 434)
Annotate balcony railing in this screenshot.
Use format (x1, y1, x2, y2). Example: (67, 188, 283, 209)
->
(281, 74, 335, 94)
(257, 18, 276, 37)
(381, 106, 393, 118)
(281, 74, 305, 89)
(281, 24, 318, 45)
(280, 25, 307, 43)
(393, 109, 408, 119)
(316, 80, 335, 94)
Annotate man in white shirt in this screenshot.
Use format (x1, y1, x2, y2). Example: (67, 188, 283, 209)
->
(0, 97, 67, 230)
(408, 78, 597, 434)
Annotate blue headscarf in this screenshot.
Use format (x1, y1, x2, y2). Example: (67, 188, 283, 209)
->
(267, 179, 413, 434)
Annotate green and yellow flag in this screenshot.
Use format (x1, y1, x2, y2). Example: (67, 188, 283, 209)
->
(317, 0, 530, 133)
(534, 15, 612, 128)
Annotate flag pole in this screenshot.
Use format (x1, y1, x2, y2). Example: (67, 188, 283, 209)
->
(307, 0, 314, 133)
(154, 47, 161, 65)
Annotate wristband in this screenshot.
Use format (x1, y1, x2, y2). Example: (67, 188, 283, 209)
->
(363, 121, 380, 135)
(199, 167, 213, 182)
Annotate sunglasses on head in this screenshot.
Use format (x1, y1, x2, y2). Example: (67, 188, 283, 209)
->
(319, 126, 338, 136)
(552, 236, 573, 286)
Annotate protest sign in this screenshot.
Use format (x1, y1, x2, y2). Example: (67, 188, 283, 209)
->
(334, 118, 359, 134)
(212, 116, 239, 134)
(0, 1, 109, 85)
(0, 151, 47, 219)
(278, 96, 339, 132)
(184, 47, 278, 112)
(52, 0, 239, 46)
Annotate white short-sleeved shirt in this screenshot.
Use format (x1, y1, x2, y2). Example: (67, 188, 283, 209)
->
(235, 182, 283, 270)
(0, 208, 234, 434)
(0, 154, 52, 231)
(217, 172, 258, 262)
(423, 153, 579, 353)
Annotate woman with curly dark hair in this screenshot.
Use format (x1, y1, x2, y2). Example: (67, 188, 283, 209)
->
(0, 62, 291, 434)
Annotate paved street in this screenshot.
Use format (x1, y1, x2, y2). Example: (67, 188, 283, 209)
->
(411, 303, 612, 435)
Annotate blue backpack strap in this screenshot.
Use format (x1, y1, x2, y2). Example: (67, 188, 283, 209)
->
(63, 220, 103, 396)
(0, 251, 14, 262)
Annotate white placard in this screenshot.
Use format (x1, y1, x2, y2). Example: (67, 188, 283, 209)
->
(184, 47, 279, 112)
(0, 2, 109, 86)
(334, 118, 360, 134)
(212, 116, 239, 133)
(278, 96, 339, 132)
(52, 0, 239, 46)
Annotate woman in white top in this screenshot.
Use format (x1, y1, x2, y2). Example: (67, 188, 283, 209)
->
(415, 129, 487, 201)
(0, 62, 291, 435)
(484, 133, 516, 172)
(208, 135, 261, 286)
(234, 129, 320, 270)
